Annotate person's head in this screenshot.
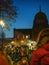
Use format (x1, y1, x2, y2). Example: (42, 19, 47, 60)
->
(37, 28, 49, 48)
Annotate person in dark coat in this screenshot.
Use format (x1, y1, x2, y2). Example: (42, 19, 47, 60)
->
(30, 28, 49, 65)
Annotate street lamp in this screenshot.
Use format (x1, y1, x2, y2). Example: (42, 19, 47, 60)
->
(0, 20, 5, 50)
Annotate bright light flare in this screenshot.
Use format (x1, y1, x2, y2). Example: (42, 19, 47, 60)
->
(0, 20, 5, 28)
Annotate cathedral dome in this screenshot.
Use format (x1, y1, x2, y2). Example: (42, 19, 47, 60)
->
(35, 11, 47, 20)
(33, 9, 48, 28)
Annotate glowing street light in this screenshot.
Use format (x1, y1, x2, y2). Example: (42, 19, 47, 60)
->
(0, 20, 5, 28)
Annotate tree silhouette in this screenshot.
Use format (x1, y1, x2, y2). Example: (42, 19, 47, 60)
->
(0, 0, 17, 50)
(0, 0, 17, 21)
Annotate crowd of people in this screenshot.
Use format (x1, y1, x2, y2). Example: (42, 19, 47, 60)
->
(4, 44, 30, 64)
(0, 44, 30, 65)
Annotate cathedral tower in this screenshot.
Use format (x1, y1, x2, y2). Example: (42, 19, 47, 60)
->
(32, 7, 48, 41)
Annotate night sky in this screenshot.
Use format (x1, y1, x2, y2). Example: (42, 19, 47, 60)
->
(4, 0, 49, 38)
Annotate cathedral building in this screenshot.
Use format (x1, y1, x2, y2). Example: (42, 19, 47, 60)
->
(14, 8, 49, 44)
(32, 9, 49, 41)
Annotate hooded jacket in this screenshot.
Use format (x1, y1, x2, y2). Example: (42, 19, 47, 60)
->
(30, 43, 49, 65)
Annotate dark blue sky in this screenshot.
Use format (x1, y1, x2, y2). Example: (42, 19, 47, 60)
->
(4, 0, 49, 38)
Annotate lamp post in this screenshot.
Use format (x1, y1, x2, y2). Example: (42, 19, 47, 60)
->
(0, 20, 5, 50)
